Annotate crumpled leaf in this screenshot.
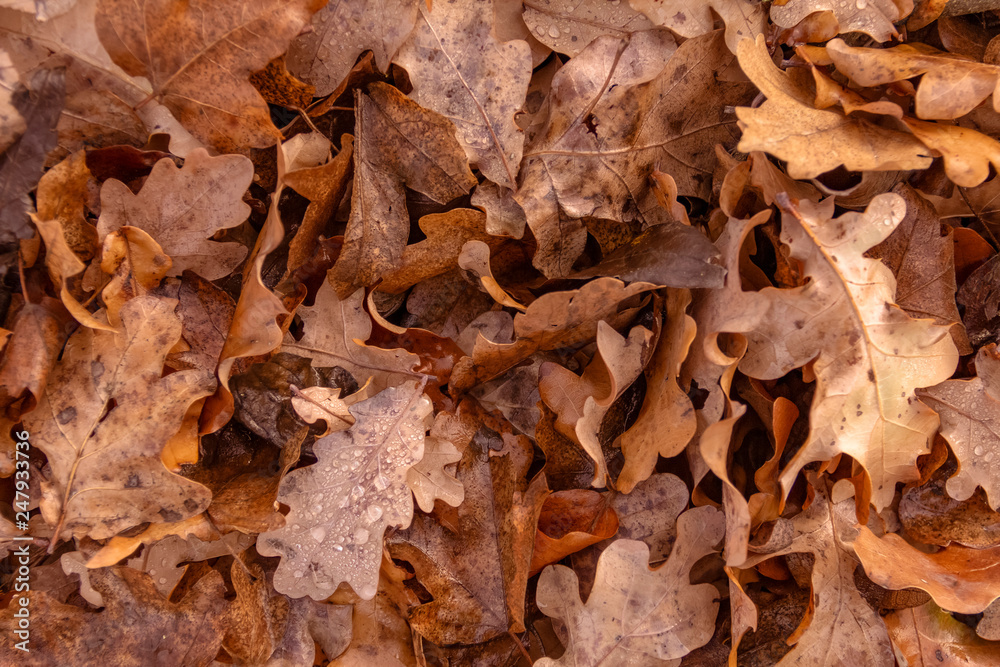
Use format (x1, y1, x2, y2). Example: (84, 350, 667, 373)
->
(741, 480, 895, 666)
(0, 568, 228, 667)
(22, 296, 215, 542)
(258, 381, 433, 601)
(530, 488, 619, 575)
(886, 602, 1000, 666)
(826, 38, 1000, 120)
(287, 0, 421, 96)
(630, 0, 766, 54)
(95, 0, 325, 151)
(736, 35, 932, 180)
(282, 281, 423, 395)
(396, 0, 531, 189)
(535, 506, 724, 666)
(770, 0, 912, 43)
(901, 116, 1000, 188)
(740, 194, 958, 510)
(96, 148, 251, 280)
(329, 82, 477, 293)
(919, 345, 1000, 510)
(522, 0, 656, 57)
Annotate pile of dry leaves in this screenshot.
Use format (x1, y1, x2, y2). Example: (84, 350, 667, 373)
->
(3, 0, 1000, 664)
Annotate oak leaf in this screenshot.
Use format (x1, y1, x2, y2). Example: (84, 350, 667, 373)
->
(886, 602, 1000, 666)
(22, 296, 215, 542)
(901, 116, 1000, 188)
(534, 506, 724, 666)
(918, 345, 1000, 509)
(95, 0, 325, 152)
(0, 46, 24, 153)
(826, 38, 1000, 120)
(631, 0, 766, 53)
(96, 148, 252, 281)
(741, 480, 895, 666)
(770, 0, 911, 43)
(287, 0, 421, 96)
(282, 282, 423, 395)
(736, 35, 932, 180)
(396, 0, 532, 189)
(522, 0, 656, 57)
(740, 194, 959, 510)
(258, 381, 433, 601)
(329, 82, 477, 293)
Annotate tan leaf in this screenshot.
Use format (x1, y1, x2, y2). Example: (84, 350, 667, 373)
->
(540, 322, 652, 486)
(739, 194, 958, 510)
(529, 488, 619, 575)
(96, 148, 251, 281)
(22, 296, 214, 543)
(535, 506, 724, 666)
(618, 289, 697, 492)
(918, 345, 1000, 509)
(452, 277, 657, 391)
(388, 426, 547, 644)
(735, 35, 932, 180)
(826, 38, 1000, 120)
(886, 602, 1000, 666)
(258, 382, 433, 600)
(329, 82, 477, 293)
(867, 184, 971, 353)
(224, 560, 290, 665)
(281, 282, 423, 395)
(291, 384, 369, 437)
(0, 298, 69, 412)
(85, 513, 216, 569)
(631, 0, 766, 53)
(406, 411, 467, 513)
(741, 480, 895, 666)
(396, 0, 532, 189)
(522, 0, 656, 57)
(700, 403, 752, 566)
(902, 117, 1000, 188)
(95, 0, 324, 151)
(99, 226, 172, 328)
(287, 0, 421, 95)
(852, 526, 1000, 614)
(770, 0, 912, 42)
(458, 240, 527, 310)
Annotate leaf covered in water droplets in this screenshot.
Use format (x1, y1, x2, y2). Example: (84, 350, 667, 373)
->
(258, 381, 433, 600)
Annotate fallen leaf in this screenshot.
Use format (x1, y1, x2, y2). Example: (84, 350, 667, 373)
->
(522, 0, 656, 57)
(406, 411, 468, 513)
(396, 0, 532, 189)
(329, 82, 477, 293)
(287, 0, 421, 96)
(390, 424, 547, 644)
(258, 381, 433, 600)
(534, 506, 724, 666)
(224, 560, 290, 665)
(631, 0, 766, 53)
(530, 488, 618, 575)
(770, 0, 911, 42)
(95, 0, 325, 151)
(0, 46, 24, 153)
(736, 35, 932, 180)
(885, 602, 1000, 665)
(96, 148, 252, 280)
(826, 38, 1000, 120)
(22, 296, 215, 543)
(851, 526, 1000, 614)
(740, 194, 958, 510)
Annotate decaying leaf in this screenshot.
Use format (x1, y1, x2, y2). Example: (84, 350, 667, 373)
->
(631, 0, 766, 53)
(258, 382, 432, 600)
(770, 0, 912, 42)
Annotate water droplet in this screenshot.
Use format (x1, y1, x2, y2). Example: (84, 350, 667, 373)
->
(292, 524, 301, 531)
(350, 485, 365, 502)
(359, 583, 377, 599)
(975, 445, 986, 456)
(354, 527, 370, 544)
(310, 526, 326, 542)
(294, 570, 304, 578)
(611, 0, 620, 5)
(856, 0, 867, 7)
(333, 544, 344, 552)
(548, 25, 560, 38)
(158, 577, 167, 585)
(366, 505, 383, 522)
